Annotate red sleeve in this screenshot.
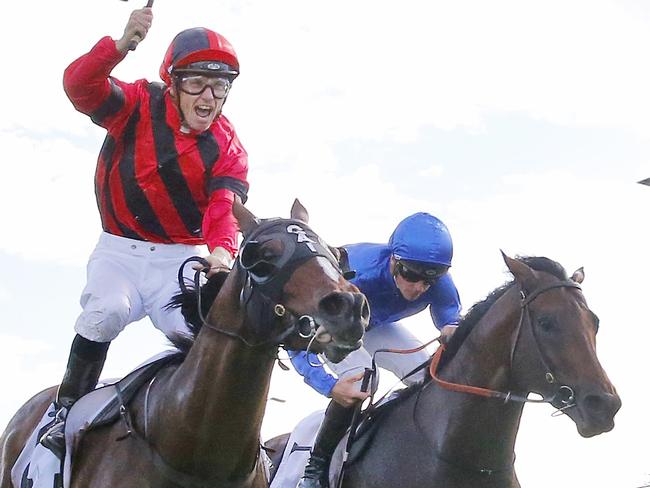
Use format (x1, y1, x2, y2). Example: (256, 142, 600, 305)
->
(203, 190, 239, 255)
(202, 117, 249, 254)
(63, 36, 138, 129)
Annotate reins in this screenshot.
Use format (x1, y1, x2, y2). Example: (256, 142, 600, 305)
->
(428, 279, 582, 407)
(358, 279, 583, 409)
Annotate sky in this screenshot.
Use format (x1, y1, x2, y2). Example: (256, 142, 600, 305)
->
(1, 0, 650, 486)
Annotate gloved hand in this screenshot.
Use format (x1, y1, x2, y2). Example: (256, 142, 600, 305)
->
(439, 324, 458, 345)
(193, 246, 233, 278)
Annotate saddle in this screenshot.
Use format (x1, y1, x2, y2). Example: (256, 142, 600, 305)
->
(11, 352, 183, 488)
(268, 389, 416, 488)
(86, 352, 182, 429)
(345, 389, 415, 465)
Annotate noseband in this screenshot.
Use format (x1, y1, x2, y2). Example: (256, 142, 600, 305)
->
(430, 279, 582, 409)
(180, 219, 342, 348)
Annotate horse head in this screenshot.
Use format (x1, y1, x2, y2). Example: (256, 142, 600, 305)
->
(209, 197, 369, 362)
(503, 253, 621, 437)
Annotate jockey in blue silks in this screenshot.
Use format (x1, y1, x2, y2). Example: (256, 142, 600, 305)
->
(292, 212, 462, 488)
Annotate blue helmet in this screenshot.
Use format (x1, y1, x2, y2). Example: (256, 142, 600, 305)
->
(388, 212, 453, 268)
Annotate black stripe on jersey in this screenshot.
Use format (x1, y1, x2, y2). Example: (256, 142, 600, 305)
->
(119, 103, 170, 240)
(209, 176, 249, 203)
(90, 80, 125, 126)
(98, 135, 143, 240)
(196, 131, 220, 176)
(148, 83, 204, 236)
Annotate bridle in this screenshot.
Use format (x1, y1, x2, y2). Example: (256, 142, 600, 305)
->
(125, 219, 345, 487)
(178, 218, 343, 348)
(429, 279, 582, 409)
(415, 278, 583, 478)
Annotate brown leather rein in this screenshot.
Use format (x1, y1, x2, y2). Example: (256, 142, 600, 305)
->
(429, 280, 582, 407)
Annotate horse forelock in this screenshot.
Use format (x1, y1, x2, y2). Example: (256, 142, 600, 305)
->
(518, 255, 568, 280)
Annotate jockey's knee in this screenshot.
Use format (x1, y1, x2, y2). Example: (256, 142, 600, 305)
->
(74, 295, 131, 342)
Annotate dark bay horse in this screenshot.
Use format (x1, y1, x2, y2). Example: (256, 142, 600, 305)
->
(269, 253, 621, 488)
(0, 199, 369, 488)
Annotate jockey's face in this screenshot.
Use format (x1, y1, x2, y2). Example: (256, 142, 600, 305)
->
(390, 258, 431, 301)
(172, 77, 227, 132)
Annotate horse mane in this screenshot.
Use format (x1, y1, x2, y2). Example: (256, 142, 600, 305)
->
(439, 255, 567, 368)
(165, 271, 230, 354)
(391, 256, 568, 401)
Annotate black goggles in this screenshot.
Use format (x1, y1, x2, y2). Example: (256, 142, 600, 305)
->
(396, 261, 448, 285)
(176, 74, 231, 99)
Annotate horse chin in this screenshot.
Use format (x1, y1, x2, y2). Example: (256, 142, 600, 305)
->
(575, 419, 616, 438)
(321, 340, 363, 364)
(564, 406, 617, 438)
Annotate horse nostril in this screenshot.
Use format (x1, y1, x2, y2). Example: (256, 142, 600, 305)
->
(583, 392, 622, 418)
(319, 292, 352, 317)
(359, 295, 370, 321)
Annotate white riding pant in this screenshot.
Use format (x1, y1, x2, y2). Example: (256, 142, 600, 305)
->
(74, 232, 204, 343)
(323, 321, 431, 392)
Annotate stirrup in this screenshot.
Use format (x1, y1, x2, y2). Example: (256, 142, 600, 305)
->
(39, 407, 68, 459)
(298, 454, 330, 488)
(297, 476, 329, 488)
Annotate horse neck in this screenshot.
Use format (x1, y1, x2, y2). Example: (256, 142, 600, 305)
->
(416, 286, 526, 470)
(150, 271, 277, 480)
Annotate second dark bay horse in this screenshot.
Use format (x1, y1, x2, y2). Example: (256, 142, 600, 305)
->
(269, 253, 621, 488)
(0, 199, 369, 487)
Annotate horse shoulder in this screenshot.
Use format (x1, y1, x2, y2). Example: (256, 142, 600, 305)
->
(343, 395, 432, 488)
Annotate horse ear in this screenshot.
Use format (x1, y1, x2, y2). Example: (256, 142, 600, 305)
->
(571, 267, 585, 284)
(501, 250, 537, 292)
(290, 198, 309, 223)
(232, 196, 258, 237)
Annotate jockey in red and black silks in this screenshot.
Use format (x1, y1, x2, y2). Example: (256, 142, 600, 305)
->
(64, 29, 248, 253)
(40, 8, 249, 460)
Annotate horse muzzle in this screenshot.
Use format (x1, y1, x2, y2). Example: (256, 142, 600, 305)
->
(314, 291, 369, 363)
(318, 291, 368, 340)
(569, 389, 622, 437)
(319, 336, 363, 363)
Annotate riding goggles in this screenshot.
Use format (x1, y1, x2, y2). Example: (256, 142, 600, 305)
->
(396, 261, 448, 285)
(177, 75, 231, 99)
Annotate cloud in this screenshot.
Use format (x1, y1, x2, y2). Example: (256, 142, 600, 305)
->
(0, 2, 648, 486)
(0, 285, 11, 303)
(418, 165, 445, 178)
(0, 129, 100, 264)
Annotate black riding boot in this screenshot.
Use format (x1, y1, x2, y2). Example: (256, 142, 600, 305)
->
(40, 334, 110, 459)
(298, 401, 355, 488)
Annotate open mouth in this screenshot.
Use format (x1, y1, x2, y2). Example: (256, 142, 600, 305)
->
(317, 329, 363, 363)
(314, 328, 362, 350)
(195, 105, 214, 118)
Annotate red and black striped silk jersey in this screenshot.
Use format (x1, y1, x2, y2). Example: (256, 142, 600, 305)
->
(63, 36, 249, 256)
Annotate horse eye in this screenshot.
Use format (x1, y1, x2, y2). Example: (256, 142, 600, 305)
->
(261, 248, 280, 261)
(536, 316, 556, 332)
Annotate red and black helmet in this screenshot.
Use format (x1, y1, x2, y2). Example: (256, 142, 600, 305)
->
(159, 27, 239, 85)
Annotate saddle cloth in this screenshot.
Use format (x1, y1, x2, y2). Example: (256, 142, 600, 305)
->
(11, 351, 178, 488)
(270, 390, 406, 488)
(270, 410, 352, 488)
(11, 402, 63, 488)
